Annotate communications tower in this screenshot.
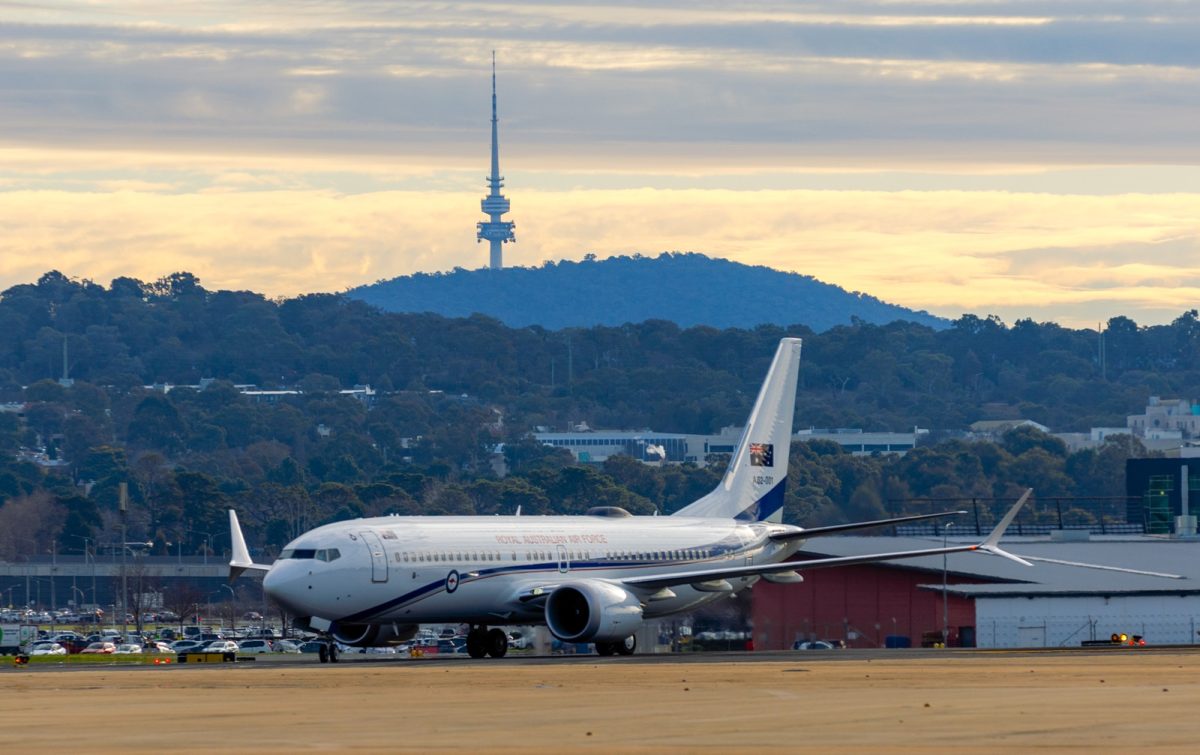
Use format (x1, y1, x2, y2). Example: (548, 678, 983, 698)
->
(476, 51, 515, 270)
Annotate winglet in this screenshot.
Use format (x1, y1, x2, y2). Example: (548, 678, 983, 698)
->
(975, 489, 1034, 566)
(229, 509, 272, 580)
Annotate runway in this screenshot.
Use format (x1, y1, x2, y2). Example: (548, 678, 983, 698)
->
(6, 648, 1200, 752)
(13, 645, 1200, 672)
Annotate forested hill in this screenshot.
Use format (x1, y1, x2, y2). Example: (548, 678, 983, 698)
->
(3, 271, 1200, 557)
(347, 253, 948, 332)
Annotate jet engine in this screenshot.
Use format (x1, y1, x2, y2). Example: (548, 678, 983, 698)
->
(545, 580, 644, 643)
(330, 622, 418, 648)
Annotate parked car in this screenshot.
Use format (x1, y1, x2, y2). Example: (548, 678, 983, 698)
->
(170, 640, 205, 653)
(436, 638, 467, 655)
(237, 639, 273, 654)
(144, 642, 176, 654)
(30, 642, 68, 656)
(81, 642, 117, 654)
(202, 640, 239, 653)
(114, 644, 143, 654)
(508, 631, 532, 649)
(298, 641, 326, 654)
(791, 640, 836, 650)
(273, 639, 303, 654)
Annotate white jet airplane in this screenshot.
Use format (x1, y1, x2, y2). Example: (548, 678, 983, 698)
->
(229, 337, 1033, 661)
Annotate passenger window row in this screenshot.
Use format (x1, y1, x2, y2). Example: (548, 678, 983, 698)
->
(390, 548, 713, 565)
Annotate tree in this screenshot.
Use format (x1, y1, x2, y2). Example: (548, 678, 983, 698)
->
(0, 492, 63, 560)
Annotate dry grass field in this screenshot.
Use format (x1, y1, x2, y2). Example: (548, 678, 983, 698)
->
(6, 652, 1199, 752)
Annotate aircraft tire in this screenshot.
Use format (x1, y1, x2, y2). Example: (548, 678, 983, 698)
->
(466, 627, 488, 658)
(329, 643, 339, 663)
(318, 644, 329, 663)
(595, 642, 616, 656)
(615, 635, 636, 656)
(486, 628, 509, 658)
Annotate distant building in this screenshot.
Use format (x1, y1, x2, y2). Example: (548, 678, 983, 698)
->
(795, 428, 924, 455)
(1127, 396, 1200, 439)
(1125, 457, 1200, 534)
(534, 425, 923, 467)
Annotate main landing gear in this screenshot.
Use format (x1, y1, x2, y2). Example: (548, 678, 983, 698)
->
(595, 635, 637, 657)
(317, 640, 340, 663)
(466, 626, 510, 659)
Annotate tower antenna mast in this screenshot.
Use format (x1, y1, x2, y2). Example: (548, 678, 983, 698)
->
(476, 50, 516, 269)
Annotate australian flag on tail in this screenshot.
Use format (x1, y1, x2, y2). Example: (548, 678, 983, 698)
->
(749, 442, 774, 467)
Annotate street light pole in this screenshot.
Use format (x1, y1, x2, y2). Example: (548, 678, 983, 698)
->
(50, 540, 57, 611)
(119, 481, 128, 640)
(942, 522, 953, 647)
(221, 584, 236, 633)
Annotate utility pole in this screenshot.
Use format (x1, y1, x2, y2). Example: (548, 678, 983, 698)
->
(942, 522, 953, 647)
(119, 481, 128, 639)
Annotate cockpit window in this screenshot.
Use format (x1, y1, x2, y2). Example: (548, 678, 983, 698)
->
(280, 548, 341, 561)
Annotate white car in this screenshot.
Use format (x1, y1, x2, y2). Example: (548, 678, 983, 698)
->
(114, 644, 143, 654)
(237, 639, 273, 654)
(273, 640, 303, 654)
(202, 640, 239, 653)
(30, 642, 68, 656)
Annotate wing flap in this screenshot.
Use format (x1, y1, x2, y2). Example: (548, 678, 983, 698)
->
(770, 510, 968, 541)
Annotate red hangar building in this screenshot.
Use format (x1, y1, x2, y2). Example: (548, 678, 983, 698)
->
(750, 535, 1200, 650)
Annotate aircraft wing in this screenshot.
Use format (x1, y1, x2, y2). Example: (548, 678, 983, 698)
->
(624, 490, 1034, 591)
(769, 510, 968, 541)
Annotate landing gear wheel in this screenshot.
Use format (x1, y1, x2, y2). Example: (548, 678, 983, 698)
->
(466, 627, 488, 659)
(595, 641, 616, 657)
(329, 642, 339, 663)
(318, 644, 329, 663)
(615, 635, 636, 656)
(486, 628, 509, 658)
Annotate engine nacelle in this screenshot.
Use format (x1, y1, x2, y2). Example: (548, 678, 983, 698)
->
(330, 622, 418, 648)
(545, 580, 644, 643)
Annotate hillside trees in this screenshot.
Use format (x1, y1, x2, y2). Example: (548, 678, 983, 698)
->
(0, 270, 1188, 557)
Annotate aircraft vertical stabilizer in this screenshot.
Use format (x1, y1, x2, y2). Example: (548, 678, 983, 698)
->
(674, 337, 801, 522)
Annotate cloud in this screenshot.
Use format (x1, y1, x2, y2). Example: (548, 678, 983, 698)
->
(1, 2, 1200, 167)
(1, 2, 1199, 329)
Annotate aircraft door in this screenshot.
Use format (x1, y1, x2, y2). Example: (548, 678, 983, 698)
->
(360, 530, 388, 583)
(557, 544, 569, 573)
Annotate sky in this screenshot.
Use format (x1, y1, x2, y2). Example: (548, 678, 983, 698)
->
(1, 1, 1199, 328)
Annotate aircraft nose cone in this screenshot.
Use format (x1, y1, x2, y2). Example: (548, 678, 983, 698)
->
(263, 564, 306, 615)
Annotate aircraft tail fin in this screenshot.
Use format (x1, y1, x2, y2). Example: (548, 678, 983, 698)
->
(674, 337, 801, 523)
